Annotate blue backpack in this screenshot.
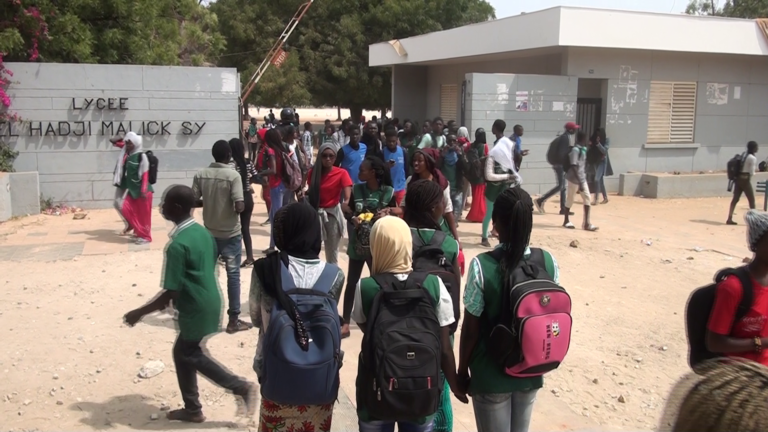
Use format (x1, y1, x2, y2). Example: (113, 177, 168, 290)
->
(261, 263, 343, 406)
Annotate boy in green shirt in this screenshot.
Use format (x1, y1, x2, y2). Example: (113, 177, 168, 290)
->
(123, 185, 256, 423)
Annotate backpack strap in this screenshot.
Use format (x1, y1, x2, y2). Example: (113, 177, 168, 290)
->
(430, 230, 447, 247)
(715, 266, 754, 323)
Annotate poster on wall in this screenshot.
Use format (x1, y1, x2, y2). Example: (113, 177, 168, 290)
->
(552, 101, 565, 111)
(706, 83, 729, 105)
(515, 91, 529, 111)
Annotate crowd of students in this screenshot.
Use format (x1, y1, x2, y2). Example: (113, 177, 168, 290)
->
(117, 110, 768, 432)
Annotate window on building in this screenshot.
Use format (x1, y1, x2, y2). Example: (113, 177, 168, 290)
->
(440, 84, 458, 122)
(647, 81, 697, 144)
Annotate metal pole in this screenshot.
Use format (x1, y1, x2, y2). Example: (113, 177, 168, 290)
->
(240, 0, 314, 104)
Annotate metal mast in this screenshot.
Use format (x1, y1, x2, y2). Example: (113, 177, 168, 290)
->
(240, 0, 314, 104)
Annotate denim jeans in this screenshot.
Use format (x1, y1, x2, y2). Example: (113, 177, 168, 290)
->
(594, 160, 608, 200)
(358, 419, 434, 432)
(450, 189, 464, 222)
(539, 166, 566, 211)
(268, 182, 294, 249)
(472, 390, 538, 432)
(214, 235, 242, 319)
(173, 336, 248, 413)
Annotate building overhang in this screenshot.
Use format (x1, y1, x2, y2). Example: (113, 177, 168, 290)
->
(369, 6, 768, 67)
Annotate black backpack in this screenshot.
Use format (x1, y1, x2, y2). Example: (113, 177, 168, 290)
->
(360, 272, 442, 422)
(727, 153, 746, 181)
(412, 229, 460, 334)
(685, 266, 753, 372)
(142, 151, 159, 185)
(463, 145, 485, 185)
(546, 134, 570, 166)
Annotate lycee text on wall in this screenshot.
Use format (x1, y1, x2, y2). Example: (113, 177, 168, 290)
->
(0, 97, 207, 137)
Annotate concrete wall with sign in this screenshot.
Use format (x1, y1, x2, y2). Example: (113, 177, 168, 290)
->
(0, 63, 240, 208)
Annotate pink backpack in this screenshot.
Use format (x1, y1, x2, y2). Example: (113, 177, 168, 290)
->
(487, 248, 572, 378)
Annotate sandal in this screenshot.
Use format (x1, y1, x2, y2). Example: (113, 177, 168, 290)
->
(563, 222, 575, 229)
(240, 259, 255, 268)
(583, 223, 599, 232)
(167, 409, 205, 423)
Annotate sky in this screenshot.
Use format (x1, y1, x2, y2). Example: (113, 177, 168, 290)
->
(489, 0, 688, 19)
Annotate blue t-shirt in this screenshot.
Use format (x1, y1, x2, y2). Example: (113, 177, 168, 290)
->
(383, 146, 406, 192)
(341, 143, 368, 184)
(511, 134, 522, 155)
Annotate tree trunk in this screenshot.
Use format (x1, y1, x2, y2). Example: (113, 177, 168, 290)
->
(336, 106, 342, 121)
(349, 106, 363, 124)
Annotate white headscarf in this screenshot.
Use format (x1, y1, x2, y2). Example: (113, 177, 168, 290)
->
(458, 127, 469, 139)
(489, 135, 517, 173)
(113, 132, 147, 186)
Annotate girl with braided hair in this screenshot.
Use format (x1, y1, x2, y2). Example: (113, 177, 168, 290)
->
(404, 179, 464, 432)
(340, 155, 398, 338)
(458, 187, 559, 432)
(401, 148, 461, 244)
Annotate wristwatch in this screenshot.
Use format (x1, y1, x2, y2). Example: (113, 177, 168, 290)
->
(755, 336, 762, 354)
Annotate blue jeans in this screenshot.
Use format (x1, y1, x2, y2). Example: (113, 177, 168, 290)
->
(450, 189, 464, 222)
(594, 160, 608, 200)
(358, 419, 434, 432)
(472, 390, 538, 432)
(539, 165, 566, 211)
(214, 235, 242, 320)
(268, 182, 295, 249)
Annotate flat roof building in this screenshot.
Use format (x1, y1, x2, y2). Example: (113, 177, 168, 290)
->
(369, 7, 768, 194)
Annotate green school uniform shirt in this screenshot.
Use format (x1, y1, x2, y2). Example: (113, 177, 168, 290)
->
(162, 219, 223, 341)
(121, 152, 154, 199)
(463, 246, 559, 395)
(346, 183, 395, 260)
(354, 274, 444, 425)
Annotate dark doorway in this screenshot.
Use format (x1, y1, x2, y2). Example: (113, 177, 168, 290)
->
(576, 98, 602, 140)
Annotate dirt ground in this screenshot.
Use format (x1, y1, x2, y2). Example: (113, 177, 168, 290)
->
(0, 192, 754, 431)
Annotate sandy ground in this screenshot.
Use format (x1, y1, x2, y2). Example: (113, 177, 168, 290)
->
(0, 192, 754, 431)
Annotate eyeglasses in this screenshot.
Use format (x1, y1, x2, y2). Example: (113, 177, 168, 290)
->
(322, 153, 336, 160)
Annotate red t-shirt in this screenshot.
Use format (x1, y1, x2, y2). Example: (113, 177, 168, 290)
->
(307, 166, 353, 208)
(260, 147, 283, 188)
(707, 275, 768, 365)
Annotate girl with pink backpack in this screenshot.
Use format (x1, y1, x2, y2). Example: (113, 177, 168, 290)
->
(457, 186, 572, 432)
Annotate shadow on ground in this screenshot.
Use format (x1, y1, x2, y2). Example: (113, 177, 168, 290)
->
(77, 229, 135, 245)
(689, 219, 725, 227)
(70, 394, 238, 430)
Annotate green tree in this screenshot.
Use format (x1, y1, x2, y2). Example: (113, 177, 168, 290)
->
(213, 0, 494, 118)
(210, 0, 310, 107)
(686, 0, 768, 17)
(0, 0, 225, 65)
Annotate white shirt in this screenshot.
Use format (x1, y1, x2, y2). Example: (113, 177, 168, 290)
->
(351, 273, 455, 327)
(743, 154, 757, 176)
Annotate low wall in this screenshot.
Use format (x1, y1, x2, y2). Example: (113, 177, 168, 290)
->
(0, 171, 41, 221)
(619, 172, 768, 198)
(0, 174, 10, 221)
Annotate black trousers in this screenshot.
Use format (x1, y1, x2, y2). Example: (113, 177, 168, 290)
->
(173, 337, 247, 413)
(732, 175, 756, 210)
(240, 192, 255, 260)
(343, 257, 372, 323)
